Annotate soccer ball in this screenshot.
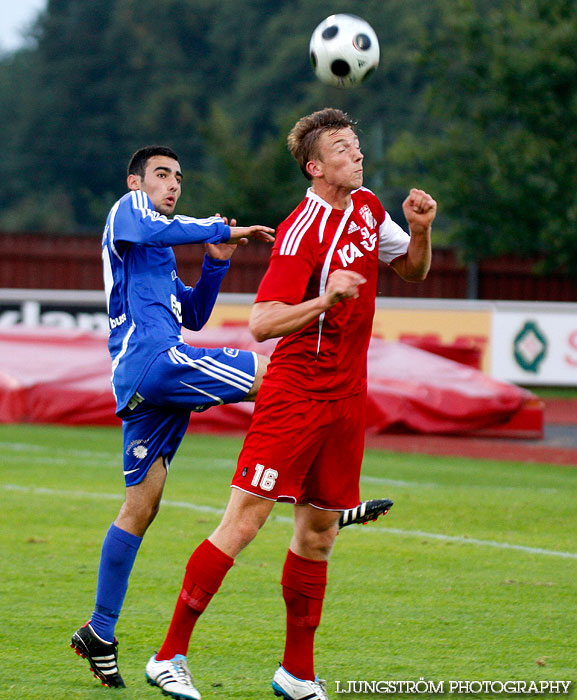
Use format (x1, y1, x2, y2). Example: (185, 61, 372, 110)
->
(309, 14, 380, 88)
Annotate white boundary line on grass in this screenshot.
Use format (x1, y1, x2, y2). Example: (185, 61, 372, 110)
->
(5, 483, 577, 560)
(357, 526, 577, 559)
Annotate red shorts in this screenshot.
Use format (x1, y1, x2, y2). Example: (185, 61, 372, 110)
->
(232, 384, 366, 510)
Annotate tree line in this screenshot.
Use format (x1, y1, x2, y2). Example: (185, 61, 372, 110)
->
(1, 0, 576, 272)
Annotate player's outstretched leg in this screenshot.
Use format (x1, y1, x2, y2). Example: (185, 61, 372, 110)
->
(145, 654, 201, 700)
(70, 622, 125, 688)
(338, 498, 394, 528)
(272, 664, 329, 700)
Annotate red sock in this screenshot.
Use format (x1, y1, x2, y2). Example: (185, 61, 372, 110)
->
(156, 539, 234, 660)
(281, 549, 327, 680)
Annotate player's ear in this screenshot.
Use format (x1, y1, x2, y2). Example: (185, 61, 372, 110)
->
(306, 159, 323, 178)
(127, 173, 141, 191)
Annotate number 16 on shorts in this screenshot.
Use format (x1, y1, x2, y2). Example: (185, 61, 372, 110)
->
(251, 463, 278, 492)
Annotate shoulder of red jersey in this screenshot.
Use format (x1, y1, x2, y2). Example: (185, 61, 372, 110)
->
(351, 187, 386, 225)
(275, 190, 328, 256)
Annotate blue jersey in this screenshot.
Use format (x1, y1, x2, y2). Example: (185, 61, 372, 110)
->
(101, 189, 231, 413)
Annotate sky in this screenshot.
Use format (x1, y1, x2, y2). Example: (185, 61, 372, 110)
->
(0, 0, 47, 52)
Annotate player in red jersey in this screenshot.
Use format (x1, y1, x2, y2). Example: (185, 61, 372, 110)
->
(146, 108, 436, 700)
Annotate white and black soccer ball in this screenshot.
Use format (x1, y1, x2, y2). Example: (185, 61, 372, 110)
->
(309, 14, 380, 88)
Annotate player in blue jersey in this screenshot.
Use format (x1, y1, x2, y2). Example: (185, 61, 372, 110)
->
(70, 145, 275, 688)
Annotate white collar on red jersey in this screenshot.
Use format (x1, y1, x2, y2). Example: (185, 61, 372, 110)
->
(306, 187, 357, 215)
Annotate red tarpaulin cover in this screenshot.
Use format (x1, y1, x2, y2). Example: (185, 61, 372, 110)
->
(0, 326, 536, 435)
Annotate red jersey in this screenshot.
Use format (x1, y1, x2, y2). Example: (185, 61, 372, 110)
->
(256, 187, 410, 398)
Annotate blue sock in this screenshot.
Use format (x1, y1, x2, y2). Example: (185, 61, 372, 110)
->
(90, 523, 142, 642)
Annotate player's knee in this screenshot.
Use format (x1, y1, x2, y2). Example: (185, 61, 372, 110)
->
(232, 513, 267, 547)
(297, 523, 338, 559)
(313, 534, 337, 559)
(117, 493, 161, 536)
(213, 510, 266, 555)
(147, 498, 161, 524)
(137, 489, 162, 522)
(236, 523, 259, 548)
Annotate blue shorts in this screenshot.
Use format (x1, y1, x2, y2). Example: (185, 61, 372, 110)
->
(120, 344, 257, 486)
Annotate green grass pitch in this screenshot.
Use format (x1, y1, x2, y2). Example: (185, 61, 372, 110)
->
(0, 423, 575, 699)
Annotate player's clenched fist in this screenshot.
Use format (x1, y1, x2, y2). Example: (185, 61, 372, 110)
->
(402, 188, 437, 233)
(325, 269, 367, 306)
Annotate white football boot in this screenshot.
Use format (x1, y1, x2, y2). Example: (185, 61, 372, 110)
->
(272, 664, 329, 700)
(145, 653, 201, 700)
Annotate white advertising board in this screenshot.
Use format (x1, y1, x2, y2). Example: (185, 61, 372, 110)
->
(2, 290, 576, 386)
(491, 304, 577, 386)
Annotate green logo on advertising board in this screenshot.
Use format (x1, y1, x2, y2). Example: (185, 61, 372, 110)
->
(513, 321, 547, 373)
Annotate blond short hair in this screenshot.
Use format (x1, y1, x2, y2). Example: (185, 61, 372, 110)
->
(287, 108, 356, 180)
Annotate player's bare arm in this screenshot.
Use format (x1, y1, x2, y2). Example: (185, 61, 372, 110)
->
(207, 215, 274, 260)
(390, 188, 436, 282)
(228, 224, 275, 244)
(249, 269, 366, 341)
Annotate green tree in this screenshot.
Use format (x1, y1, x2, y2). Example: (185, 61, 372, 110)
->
(180, 103, 304, 227)
(0, 0, 436, 231)
(388, 0, 577, 270)
(4, 0, 576, 276)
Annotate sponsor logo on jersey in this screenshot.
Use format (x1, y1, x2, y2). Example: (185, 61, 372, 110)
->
(347, 220, 360, 235)
(337, 242, 364, 268)
(337, 225, 377, 266)
(110, 312, 127, 329)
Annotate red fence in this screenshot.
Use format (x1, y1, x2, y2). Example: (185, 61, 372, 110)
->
(1, 232, 576, 301)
